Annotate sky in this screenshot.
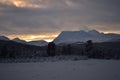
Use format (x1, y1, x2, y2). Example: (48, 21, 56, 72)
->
(0, 0, 120, 42)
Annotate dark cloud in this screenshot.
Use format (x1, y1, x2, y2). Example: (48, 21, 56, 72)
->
(0, 0, 120, 35)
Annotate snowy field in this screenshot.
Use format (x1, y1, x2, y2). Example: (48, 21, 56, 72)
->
(0, 59, 120, 80)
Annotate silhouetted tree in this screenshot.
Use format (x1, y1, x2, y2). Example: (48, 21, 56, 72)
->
(9, 46, 16, 59)
(47, 42, 56, 56)
(67, 44, 72, 55)
(1, 45, 8, 58)
(85, 40, 93, 57)
(62, 44, 72, 55)
(85, 40, 93, 52)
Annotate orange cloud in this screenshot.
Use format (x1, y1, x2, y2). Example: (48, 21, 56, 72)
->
(0, 0, 47, 8)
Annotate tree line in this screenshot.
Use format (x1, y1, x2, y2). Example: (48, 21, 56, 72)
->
(0, 40, 120, 59)
(47, 40, 120, 59)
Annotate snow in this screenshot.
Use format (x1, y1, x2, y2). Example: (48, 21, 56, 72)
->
(0, 56, 88, 63)
(0, 59, 120, 80)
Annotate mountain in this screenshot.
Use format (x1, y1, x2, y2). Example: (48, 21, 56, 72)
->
(0, 36, 48, 46)
(0, 36, 9, 41)
(12, 38, 48, 46)
(28, 40, 48, 46)
(12, 38, 26, 44)
(54, 30, 120, 44)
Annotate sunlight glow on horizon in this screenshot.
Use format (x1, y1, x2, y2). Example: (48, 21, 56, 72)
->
(101, 30, 120, 34)
(7, 34, 59, 42)
(13, 0, 46, 8)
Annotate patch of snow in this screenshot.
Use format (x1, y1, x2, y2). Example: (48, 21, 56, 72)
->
(0, 59, 120, 80)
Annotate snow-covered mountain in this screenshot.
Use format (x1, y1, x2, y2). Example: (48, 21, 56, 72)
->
(12, 38, 48, 46)
(12, 38, 26, 44)
(54, 30, 120, 44)
(0, 36, 9, 41)
(28, 40, 48, 46)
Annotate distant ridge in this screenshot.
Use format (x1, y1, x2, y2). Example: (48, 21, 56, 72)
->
(28, 40, 48, 46)
(12, 38, 26, 44)
(0, 36, 48, 46)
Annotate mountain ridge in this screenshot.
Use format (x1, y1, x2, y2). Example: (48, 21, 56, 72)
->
(28, 40, 48, 46)
(12, 38, 27, 44)
(0, 30, 120, 45)
(0, 36, 48, 46)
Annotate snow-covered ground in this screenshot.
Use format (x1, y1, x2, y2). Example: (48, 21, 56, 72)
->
(0, 59, 120, 80)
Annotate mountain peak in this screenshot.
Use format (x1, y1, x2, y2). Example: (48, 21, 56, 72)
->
(13, 38, 21, 40)
(87, 30, 101, 36)
(12, 38, 26, 43)
(0, 36, 9, 41)
(88, 30, 100, 34)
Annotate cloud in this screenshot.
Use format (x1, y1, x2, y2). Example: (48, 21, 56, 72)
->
(0, 0, 48, 8)
(0, 0, 120, 36)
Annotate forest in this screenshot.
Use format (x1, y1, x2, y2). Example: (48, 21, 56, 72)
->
(0, 40, 120, 59)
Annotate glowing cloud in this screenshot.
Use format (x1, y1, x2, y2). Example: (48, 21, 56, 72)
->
(0, 0, 47, 8)
(65, 0, 77, 7)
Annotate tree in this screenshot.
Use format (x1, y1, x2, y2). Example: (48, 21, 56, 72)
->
(9, 46, 16, 59)
(1, 45, 8, 58)
(62, 44, 72, 55)
(85, 40, 93, 52)
(47, 42, 56, 56)
(85, 40, 93, 57)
